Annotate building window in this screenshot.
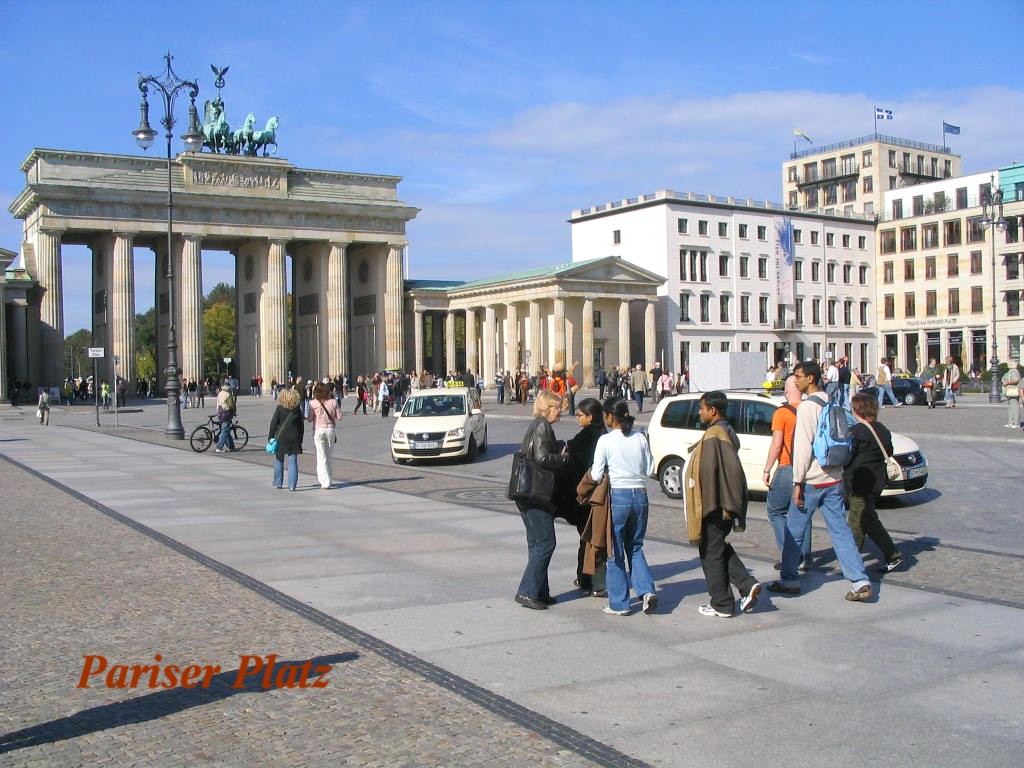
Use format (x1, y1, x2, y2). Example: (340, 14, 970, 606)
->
(858, 235, 867, 249)
(1006, 217, 1019, 244)
(759, 296, 769, 324)
(967, 217, 985, 244)
(827, 299, 837, 325)
(718, 222, 728, 237)
(843, 264, 852, 283)
(1008, 290, 1021, 317)
(793, 228, 802, 244)
(789, 190, 799, 208)
(698, 220, 709, 236)
(948, 253, 959, 277)
(721, 342, 730, 352)
(863, 175, 873, 193)
(720, 294, 730, 322)
(1008, 255, 1020, 281)
(740, 295, 750, 323)
(904, 292, 916, 318)
(812, 298, 821, 324)
(883, 261, 894, 283)
(892, 199, 903, 219)
(904, 259, 915, 281)
(805, 189, 819, 208)
(923, 223, 939, 249)
(880, 230, 896, 254)
(825, 184, 838, 205)
(811, 261, 821, 282)
(719, 253, 730, 277)
(888, 150, 897, 167)
(740, 255, 749, 278)
(827, 263, 836, 283)
(699, 252, 708, 281)
(970, 251, 982, 275)
(926, 290, 937, 316)
(944, 220, 962, 246)
(700, 294, 711, 322)
(901, 226, 917, 251)
(925, 255, 936, 279)
(863, 150, 872, 167)
(701, 341, 711, 353)
(859, 264, 868, 284)
(842, 180, 857, 202)
(860, 300, 869, 326)
(679, 293, 691, 321)
(888, 176, 897, 190)
(842, 234, 851, 248)
(593, 310, 602, 328)
(788, 166, 798, 182)
(810, 230, 819, 245)
(794, 260, 803, 281)
(679, 249, 687, 280)
(677, 218, 688, 234)
(971, 286, 983, 313)
(757, 225, 767, 240)
(913, 195, 924, 216)
(613, 230, 621, 245)
(826, 232, 835, 247)
(738, 223, 748, 239)
(949, 288, 960, 314)
(758, 256, 768, 279)
(956, 187, 968, 209)
(884, 294, 895, 319)
(741, 342, 751, 352)
(813, 342, 821, 360)
(843, 299, 853, 326)
(795, 298, 804, 324)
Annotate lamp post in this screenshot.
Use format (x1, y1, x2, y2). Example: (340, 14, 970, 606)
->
(132, 53, 204, 439)
(981, 175, 1006, 404)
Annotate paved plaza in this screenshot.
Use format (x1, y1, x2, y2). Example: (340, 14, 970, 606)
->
(2, 393, 1023, 766)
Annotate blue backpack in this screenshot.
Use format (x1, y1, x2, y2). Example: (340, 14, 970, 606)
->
(811, 395, 854, 467)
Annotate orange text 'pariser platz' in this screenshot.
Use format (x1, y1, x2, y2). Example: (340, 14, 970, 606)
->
(76, 654, 332, 689)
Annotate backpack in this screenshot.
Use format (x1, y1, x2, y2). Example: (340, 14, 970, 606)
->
(811, 395, 853, 467)
(549, 376, 567, 397)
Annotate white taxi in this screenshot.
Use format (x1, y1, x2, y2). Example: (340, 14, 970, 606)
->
(391, 387, 487, 463)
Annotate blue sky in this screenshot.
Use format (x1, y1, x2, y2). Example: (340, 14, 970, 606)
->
(3, 0, 1023, 334)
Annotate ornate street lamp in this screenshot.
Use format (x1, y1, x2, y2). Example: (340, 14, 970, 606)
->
(980, 175, 1006, 404)
(133, 53, 204, 439)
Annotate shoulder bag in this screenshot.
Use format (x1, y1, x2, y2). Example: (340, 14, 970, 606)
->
(506, 422, 556, 508)
(865, 422, 903, 482)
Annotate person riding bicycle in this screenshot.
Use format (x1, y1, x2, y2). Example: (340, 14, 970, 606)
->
(215, 383, 236, 453)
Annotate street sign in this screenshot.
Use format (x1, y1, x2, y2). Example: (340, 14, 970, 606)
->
(87, 347, 104, 358)
(524, 350, 532, 359)
(223, 357, 232, 363)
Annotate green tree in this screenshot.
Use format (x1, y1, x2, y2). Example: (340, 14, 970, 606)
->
(64, 328, 92, 379)
(204, 301, 236, 377)
(204, 282, 234, 311)
(135, 307, 157, 382)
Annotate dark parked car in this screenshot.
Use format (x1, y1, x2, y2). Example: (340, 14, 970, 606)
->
(863, 376, 931, 406)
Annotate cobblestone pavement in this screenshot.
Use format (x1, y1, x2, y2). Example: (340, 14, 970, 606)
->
(0, 458, 640, 768)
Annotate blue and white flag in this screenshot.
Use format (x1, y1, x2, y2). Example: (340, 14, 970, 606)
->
(775, 217, 795, 307)
(794, 127, 813, 143)
(875, 107, 893, 120)
(943, 121, 961, 135)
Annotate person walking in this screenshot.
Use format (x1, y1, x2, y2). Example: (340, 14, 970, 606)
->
(558, 397, 608, 597)
(214, 383, 236, 453)
(307, 382, 342, 489)
(596, 366, 607, 400)
(628, 364, 650, 413)
(37, 388, 51, 426)
(875, 358, 901, 408)
(269, 388, 304, 491)
(513, 389, 570, 610)
(920, 358, 943, 408)
(353, 375, 368, 415)
(590, 397, 657, 616)
(767, 360, 875, 603)
(943, 356, 961, 408)
(683, 391, 760, 618)
(1001, 361, 1022, 427)
(845, 393, 903, 573)
(762, 375, 811, 569)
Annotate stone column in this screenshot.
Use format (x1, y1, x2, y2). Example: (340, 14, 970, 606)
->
(385, 244, 405, 371)
(618, 300, 631, 368)
(529, 300, 541, 373)
(261, 239, 288, 385)
(0, 250, 12, 402)
(111, 232, 137, 389)
(504, 302, 519, 373)
(327, 241, 349, 376)
(178, 235, 203, 383)
(465, 307, 478, 379)
(553, 297, 566, 368)
(483, 305, 497, 387)
(582, 298, 594, 386)
(35, 228, 64, 387)
(445, 310, 456, 373)
(431, 312, 444, 375)
(413, 309, 424, 375)
(644, 300, 657, 368)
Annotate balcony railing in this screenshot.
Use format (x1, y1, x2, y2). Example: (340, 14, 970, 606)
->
(790, 133, 952, 160)
(797, 163, 860, 186)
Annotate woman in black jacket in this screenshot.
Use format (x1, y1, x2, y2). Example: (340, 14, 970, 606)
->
(269, 388, 305, 491)
(845, 392, 902, 572)
(556, 398, 608, 596)
(514, 389, 570, 610)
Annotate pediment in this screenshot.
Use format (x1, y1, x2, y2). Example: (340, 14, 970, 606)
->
(557, 257, 664, 287)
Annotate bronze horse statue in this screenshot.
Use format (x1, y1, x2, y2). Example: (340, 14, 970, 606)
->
(201, 98, 231, 153)
(248, 116, 279, 156)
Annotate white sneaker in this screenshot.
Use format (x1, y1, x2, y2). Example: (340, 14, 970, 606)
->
(698, 604, 733, 618)
(642, 593, 658, 614)
(739, 582, 761, 613)
(602, 605, 631, 616)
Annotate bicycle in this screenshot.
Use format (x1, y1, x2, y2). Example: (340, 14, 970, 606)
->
(189, 414, 249, 453)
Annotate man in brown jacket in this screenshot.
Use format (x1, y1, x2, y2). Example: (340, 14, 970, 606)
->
(683, 391, 760, 618)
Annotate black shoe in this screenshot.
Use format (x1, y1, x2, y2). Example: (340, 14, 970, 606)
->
(539, 594, 557, 605)
(515, 594, 547, 610)
(766, 580, 801, 595)
(590, 589, 607, 598)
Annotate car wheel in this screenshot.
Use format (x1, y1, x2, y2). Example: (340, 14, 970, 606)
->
(658, 457, 685, 499)
(465, 435, 478, 462)
(478, 427, 488, 452)
(904, 391, 917, 406)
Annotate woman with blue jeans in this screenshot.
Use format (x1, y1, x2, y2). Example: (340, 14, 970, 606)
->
(589, 397, 657, 616)
(269, 388, 304, 491)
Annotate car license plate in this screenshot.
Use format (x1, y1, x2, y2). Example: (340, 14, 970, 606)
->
(905, 466, 927, 479)
(412, 441, 440, 449)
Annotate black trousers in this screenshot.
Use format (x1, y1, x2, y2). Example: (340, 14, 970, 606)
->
(699, 509, 756, 614)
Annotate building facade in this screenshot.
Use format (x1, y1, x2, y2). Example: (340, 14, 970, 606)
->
(782, 134, 962, 217)
(570, 191, 878, 376)
(878, 167, 1024, 373)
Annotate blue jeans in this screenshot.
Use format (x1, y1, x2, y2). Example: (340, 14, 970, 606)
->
(877, 382, 898, 406)
(517, 506, 556, 599)
(633, 391, 645, 412)
(216, 418, 235, 450)
(781, 481, 868, 588)
(606, 487, 656, 611)
(766, 464, 811, 558)
(273, 453, 299, 491)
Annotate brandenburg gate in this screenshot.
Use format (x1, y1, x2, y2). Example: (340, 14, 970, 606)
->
(9, 149, 418, 389)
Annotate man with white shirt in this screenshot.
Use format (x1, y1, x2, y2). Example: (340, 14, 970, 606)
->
(875, 358, 902, 408)
(824, 359, 840, 403)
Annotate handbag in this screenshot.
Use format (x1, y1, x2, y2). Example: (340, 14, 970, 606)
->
(866, 422, 903, 483)
(506, 423, 556, 508)
(1005, 384, 1020, 399)
(264, 437, 278, 454)
(265, 409, 296, 454)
